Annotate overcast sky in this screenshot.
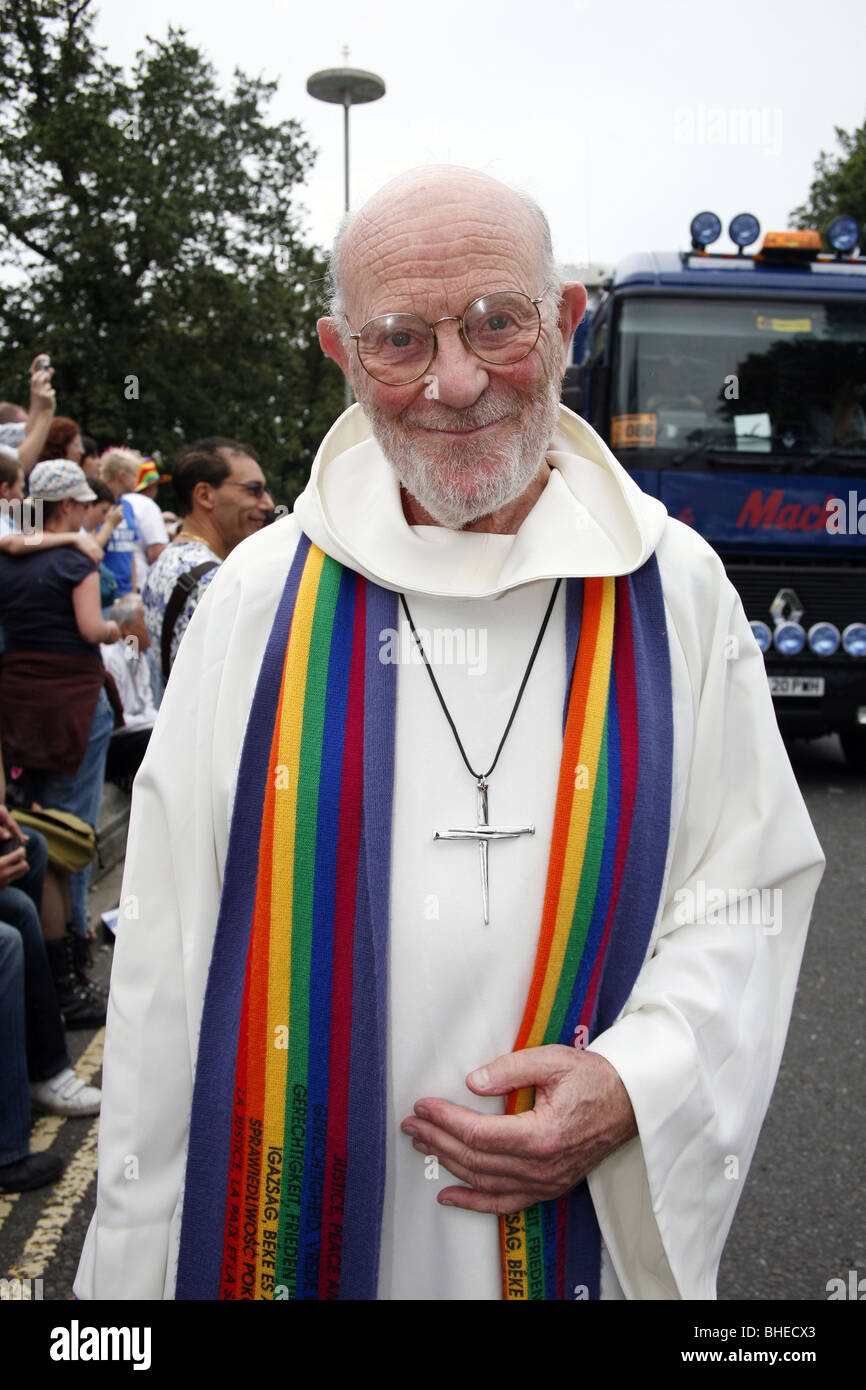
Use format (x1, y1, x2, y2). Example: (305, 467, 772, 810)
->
(94, 0, 865, 271)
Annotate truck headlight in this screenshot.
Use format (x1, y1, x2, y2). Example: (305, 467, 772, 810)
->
(774, 622, 806, 655)
(807, 622, 841, 656)
(842, 623, 866, 657)
(750, 620, 772, 652)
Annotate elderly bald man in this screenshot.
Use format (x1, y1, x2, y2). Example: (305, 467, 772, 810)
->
(76, 166, 822, 1303)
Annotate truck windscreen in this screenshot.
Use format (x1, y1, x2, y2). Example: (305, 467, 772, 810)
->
(611, 296, 866, 470)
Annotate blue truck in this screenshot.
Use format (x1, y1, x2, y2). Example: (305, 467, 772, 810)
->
(563, 213, 866, 769)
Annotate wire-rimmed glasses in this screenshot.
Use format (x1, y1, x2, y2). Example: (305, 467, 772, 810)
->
(347, 290, 545, 386)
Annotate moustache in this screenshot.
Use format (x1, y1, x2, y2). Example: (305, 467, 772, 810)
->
(403, 395, 523, 434)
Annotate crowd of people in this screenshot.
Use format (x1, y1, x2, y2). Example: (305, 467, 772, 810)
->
(0, 352, 273, 1193)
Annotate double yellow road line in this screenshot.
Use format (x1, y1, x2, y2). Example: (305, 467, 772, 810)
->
(0, 1029, 104, 1290)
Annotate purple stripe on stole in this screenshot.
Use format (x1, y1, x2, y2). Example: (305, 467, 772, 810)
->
(339, 581, 398, 1299)
(562, 577, 583, 734)
(176, 534, 312, 1300)
(565, 1182, 602, 1300)
(594, 558, 673, 1030)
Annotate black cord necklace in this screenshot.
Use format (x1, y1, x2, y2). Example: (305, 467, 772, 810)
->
(399, 578, 562, 924)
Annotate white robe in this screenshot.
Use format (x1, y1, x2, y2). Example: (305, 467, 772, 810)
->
(74, 405, 824, 1301)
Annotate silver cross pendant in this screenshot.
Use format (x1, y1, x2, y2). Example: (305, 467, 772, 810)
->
(433, 778, 535, 925)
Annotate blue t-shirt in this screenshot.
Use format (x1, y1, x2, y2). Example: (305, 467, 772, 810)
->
(0, 546, 100, 658)
(102, 496, 141, 596)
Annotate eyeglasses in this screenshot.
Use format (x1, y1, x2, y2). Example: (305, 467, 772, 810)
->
(228, 481, 268, 499)
(347, 290, 545, 386)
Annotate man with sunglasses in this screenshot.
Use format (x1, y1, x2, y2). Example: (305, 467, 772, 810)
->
(78, 167, 822, 1303)
(142, 437, 272, 678)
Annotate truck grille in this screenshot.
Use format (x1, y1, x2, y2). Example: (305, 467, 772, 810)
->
(725, 560, 866, 631)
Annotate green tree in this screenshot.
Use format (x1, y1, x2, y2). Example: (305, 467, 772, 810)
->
(791, 118, 866, 248)
(0, 0, 345, 503)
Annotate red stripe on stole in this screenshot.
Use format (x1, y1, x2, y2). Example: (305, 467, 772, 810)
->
(318, 578, 366, 1300)
(511, 579, 604, 1059)
(221, 661, 284, 1299)
(222, 952, 251, 1299)
(578, 575, 639, 1033)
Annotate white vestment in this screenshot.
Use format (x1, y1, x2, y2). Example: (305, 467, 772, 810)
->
(74, 405, 824, 1301)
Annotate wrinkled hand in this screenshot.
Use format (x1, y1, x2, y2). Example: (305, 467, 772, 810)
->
(401, 1045, 637, 1215)
(73, 532, 103, 565)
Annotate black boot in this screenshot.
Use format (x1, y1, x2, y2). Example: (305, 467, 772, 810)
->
(68, 926, 108, 999)
(45, 935, 106, 1030)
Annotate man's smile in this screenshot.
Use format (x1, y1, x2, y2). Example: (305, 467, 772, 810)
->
(410, 417, 511, 438)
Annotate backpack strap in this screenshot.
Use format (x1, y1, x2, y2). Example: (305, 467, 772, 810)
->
(161, 562, 219, 681)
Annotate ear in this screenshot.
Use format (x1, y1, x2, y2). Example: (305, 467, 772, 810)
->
(191, 479, 216, 514)
(318, 317, 352, 377)
(555, 282, 588, 370)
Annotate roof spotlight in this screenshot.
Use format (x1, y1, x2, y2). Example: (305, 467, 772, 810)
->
(729, 212, 761, 252)
(690, 211, 722, 251)
(827, 214, 859, 256)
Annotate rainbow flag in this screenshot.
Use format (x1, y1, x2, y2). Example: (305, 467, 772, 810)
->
(176, 535, 672, 1300)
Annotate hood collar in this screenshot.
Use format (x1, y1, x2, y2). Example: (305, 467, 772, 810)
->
(292, 404, 668, 600)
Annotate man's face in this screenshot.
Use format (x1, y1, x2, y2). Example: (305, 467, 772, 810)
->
(211, 452, 272, 551)
(322, 189, 579, 528)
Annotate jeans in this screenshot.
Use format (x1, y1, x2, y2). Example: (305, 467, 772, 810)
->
(0, 828, 69, 1085)
(33, 688, 114, 936)
(0, 921, 30, 1164)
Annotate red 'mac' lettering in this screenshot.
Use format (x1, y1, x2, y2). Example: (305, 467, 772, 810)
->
(737, 489, 784, 529)
(799, 503, 826, 530)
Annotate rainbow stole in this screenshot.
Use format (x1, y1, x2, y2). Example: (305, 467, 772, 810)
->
(176, 534, 673, 1300)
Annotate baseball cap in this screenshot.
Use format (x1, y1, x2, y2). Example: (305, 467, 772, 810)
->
(28, 460, 97, 503)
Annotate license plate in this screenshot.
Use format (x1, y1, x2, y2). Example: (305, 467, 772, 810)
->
(768, 676, 825, 697)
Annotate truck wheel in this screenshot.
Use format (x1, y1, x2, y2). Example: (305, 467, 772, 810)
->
(840, 726, 866, 773)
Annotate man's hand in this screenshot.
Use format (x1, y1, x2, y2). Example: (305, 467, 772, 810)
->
(401, 1045, 637, 1215)
(73, 532, 103, 565)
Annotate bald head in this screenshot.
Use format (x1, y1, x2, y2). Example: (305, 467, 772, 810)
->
(316, 165, 587, 532)
(329, 166, 558, 325)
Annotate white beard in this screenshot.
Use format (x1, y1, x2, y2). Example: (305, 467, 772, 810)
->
(357, 351, 563, 529)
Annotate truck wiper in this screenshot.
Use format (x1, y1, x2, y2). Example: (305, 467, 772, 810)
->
(669, 441, 723, 466)
(799, 444, 866, 472)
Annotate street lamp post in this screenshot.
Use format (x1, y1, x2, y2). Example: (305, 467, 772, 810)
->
(307, 57, 386, 407)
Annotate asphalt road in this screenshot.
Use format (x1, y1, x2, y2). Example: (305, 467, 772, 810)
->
(718, 734, 866, 1301)
(1, 735, 863, 1303)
